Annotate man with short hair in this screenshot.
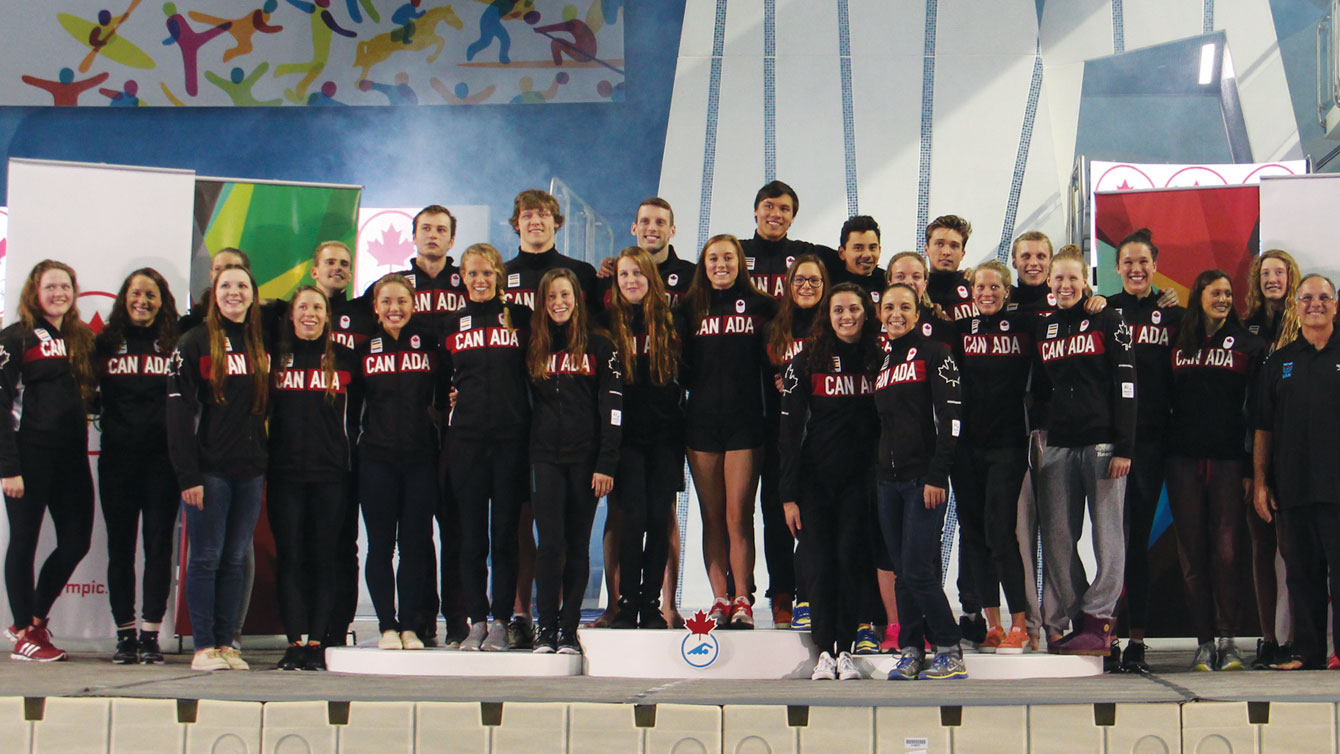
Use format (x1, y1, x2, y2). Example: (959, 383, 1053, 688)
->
(831, 215, 885, 302)
(738, 180, 840, 298)
(923, 215, 979, 322)
(504, 189, 599, 310)
(1254, 274, 1340, 670)
(1008, 231, 1056, 314)
(381, 205, 468, 331)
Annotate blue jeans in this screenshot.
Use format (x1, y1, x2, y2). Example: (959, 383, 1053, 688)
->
(183, 473, 264, 649)
(876, 478, 961, 650)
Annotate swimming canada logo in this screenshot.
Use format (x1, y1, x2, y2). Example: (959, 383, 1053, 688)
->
(681, 610, 720, 668)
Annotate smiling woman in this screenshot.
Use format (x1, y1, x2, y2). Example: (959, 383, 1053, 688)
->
(0, 260, 98, 663)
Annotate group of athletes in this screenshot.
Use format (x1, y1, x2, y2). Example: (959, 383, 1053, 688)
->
(2, 181, 1337, 682)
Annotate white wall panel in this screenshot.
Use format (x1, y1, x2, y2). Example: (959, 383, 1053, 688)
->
(939, 0, 1040, 57)
(1123, 0, 1203, 52)
(706, 57, 765, 238)
(851, 51, 924, 256)
(659, 55, 714, 250)
(1218, 4, 1304, 160)
(679, 0, 723, 59)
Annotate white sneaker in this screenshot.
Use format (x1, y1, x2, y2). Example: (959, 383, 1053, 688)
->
(400, 630, 425, 650)
(378, 630, 403, 650)
(220, 647, 249, 670)
(836, 651, 861, 680)
(191, 648, 230, 671)
(811, 651, 837, 680)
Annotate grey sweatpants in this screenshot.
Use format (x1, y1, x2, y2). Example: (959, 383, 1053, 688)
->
(1037, 444, 1127, 635)
(1017, 431, 1071, 638)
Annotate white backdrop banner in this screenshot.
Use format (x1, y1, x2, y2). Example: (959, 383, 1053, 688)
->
(1259, 174, 1340, 285)
(4, 158, 195, 640)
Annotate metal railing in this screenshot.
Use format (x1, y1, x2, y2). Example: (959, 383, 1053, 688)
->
(1317, 2, 1338, 129)
(548, 177, 615, 268)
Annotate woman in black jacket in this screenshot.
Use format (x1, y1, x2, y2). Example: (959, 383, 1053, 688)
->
(527, 268, 622, 653)
(268, 286, 355, 670)
(94, 268, 180, 665)
(350, 274, 441, 653)
(166, 263, 270, 672)
(604, 247, 682, 629)
(0, 260, 97, 663)
(680, 234, 777, 629)
(1166, 270, 1265, 671)
(779, 282, 882, 680)
(440, 243, 532, 652)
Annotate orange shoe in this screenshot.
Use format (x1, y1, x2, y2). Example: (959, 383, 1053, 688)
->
(996, 626, 1029, 654)
(978, 625, 1005, 653)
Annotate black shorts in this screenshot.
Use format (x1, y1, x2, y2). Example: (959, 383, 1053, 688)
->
(684, 415, 764, 454)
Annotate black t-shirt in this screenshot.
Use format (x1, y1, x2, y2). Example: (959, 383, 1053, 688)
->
(1256, 330, 1340, 507)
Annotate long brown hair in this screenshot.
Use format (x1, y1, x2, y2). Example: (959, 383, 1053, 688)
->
(205, 264, 268, 413)
(527, 268, 590, 381)
(767, 254, 828, 366)
(459, 243, 515, 332)
(607, 247, 679, 385)
(97, 267, 181, 355)
(1175, 270, 1239, 356)
(683, 234, 765, 331)
(18, 260, 97, 404)
(804, 282, 883, 374)
(278, 286, 340, 404)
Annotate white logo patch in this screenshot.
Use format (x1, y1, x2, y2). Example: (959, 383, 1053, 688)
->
(938, 356, 960, 387)
(410, 335, 421, 349)
(370, 338, 383, 354)
(1121, 382, 1135, 398)
(735, 299, 746, 314)
(1047, 323, 1059, 339)
(1151, 310, 1162, 324)
(906, 347, 917, 362)
(460, 316, 472, 331)
(786, 256, 796, 268)
(921, 322, 932, 337)
(999, 319, 1010, 332)
(971, 319, 980, 334)
(951, 419, 961, 437)
(451, 274, 461, 287)
(340, 315, 351, 329)
(745, 257, 756, 270)
(957, 285, 969, 299)
(1079, 320, 1090, 332)
(610, 409, 622, 426)
(507, 273, 521, 288)
(668, 273, 679, 287)
(1222, 336, 1234, 350)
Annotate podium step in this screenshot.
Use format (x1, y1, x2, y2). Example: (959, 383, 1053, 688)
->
(857, 652, 1102, 680)
(325, 647, 583, 677)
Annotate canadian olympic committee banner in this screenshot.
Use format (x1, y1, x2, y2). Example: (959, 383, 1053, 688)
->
(1093, 183, 1261, 638)
(4, 158, 196, 640)
(0, 0, 625, 107)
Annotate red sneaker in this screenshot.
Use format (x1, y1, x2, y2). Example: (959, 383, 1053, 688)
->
(1328, 654, 1339, 670)
(729, 597, 754, 629)
(11, 623, 65, 662)
(707, 598, 730, 628)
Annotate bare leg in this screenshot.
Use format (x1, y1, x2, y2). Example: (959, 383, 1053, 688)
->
(985, 606, 1002, 630)
(878, 568, 899, 624)
(723, 447, 762, 599)
(663, 513, 685, 627)
(687, 449, 729, 599)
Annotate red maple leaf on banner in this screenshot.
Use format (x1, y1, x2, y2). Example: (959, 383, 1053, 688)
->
(87, 310, 105, 334)
(365, 227, 414, 268)
(685, 609, 716, 636)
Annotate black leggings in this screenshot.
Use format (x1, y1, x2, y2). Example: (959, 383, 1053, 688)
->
(1122, 440, 1165, 632)
(267, 477, 346, 644)
(758, 430, 796, 599)
(798, 474, 873, 655)
(1165, 457, 1244, 644)
(99, 446, 177, 626)
(951, 445, 1029, 614)
(453, 437, 526, 623)
(1276, 503, 1340, 667)
(613, 444, 680, 604)
(1246, 496, 1286, 642)
(327, 473, 359, 643)
(359, 457, 436, 633)
(4, 442, 93, 627)
(532, 461, 599, 632)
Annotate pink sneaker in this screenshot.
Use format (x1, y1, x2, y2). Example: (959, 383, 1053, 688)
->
(880, 622, 900, 653)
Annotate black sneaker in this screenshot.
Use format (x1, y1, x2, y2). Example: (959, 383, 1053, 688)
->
(507, 614, 534, 649)
(610, 599, 639, 629)
(1121, 641, 1150, 673)
(533, 626, 558, 654)
(1103, 640, 1122, 673)
(113, 636, 138, 665)
(958, 614, 987, 647)
(1252, 639, 1279, 670)
(557, 627, 581, 655)
(639, 599, 669, 629)
(277, 645, 305, 671)
(302, 645, 327, 671)
(137, 634, 164, 665)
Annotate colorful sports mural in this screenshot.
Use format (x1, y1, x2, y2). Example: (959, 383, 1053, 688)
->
(1, 0, 624, 106)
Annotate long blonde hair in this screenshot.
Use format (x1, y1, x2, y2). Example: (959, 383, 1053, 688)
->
(1245, 249, 1301, 351)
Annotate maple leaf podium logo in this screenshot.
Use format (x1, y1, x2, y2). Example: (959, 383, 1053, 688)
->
(680, 609, 720, 668)
(364, 227, 415, 269)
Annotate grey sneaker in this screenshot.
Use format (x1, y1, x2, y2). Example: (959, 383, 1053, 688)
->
(1191, 641, 1215, 671)
(459, 622, 487, 652)
(482, 620, 510, 652)
(1216, 637, 1245, 671)
(887, 648, 923, 681)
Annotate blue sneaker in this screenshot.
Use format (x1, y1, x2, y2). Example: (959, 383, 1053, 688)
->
(853, 624, 880, 655)
(790, 602, 811, 631)
(918, 652, 968, 680)
(887, 648, 923, 680)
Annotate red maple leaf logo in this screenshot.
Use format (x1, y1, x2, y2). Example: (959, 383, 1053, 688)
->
(87, 311, 105, 334)
(685, 609, 716, 636)
(1116, 179, 1132, 190)
(365, 227, 415, 268)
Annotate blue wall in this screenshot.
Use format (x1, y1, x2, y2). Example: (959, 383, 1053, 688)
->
(0, 3, 685, 253)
